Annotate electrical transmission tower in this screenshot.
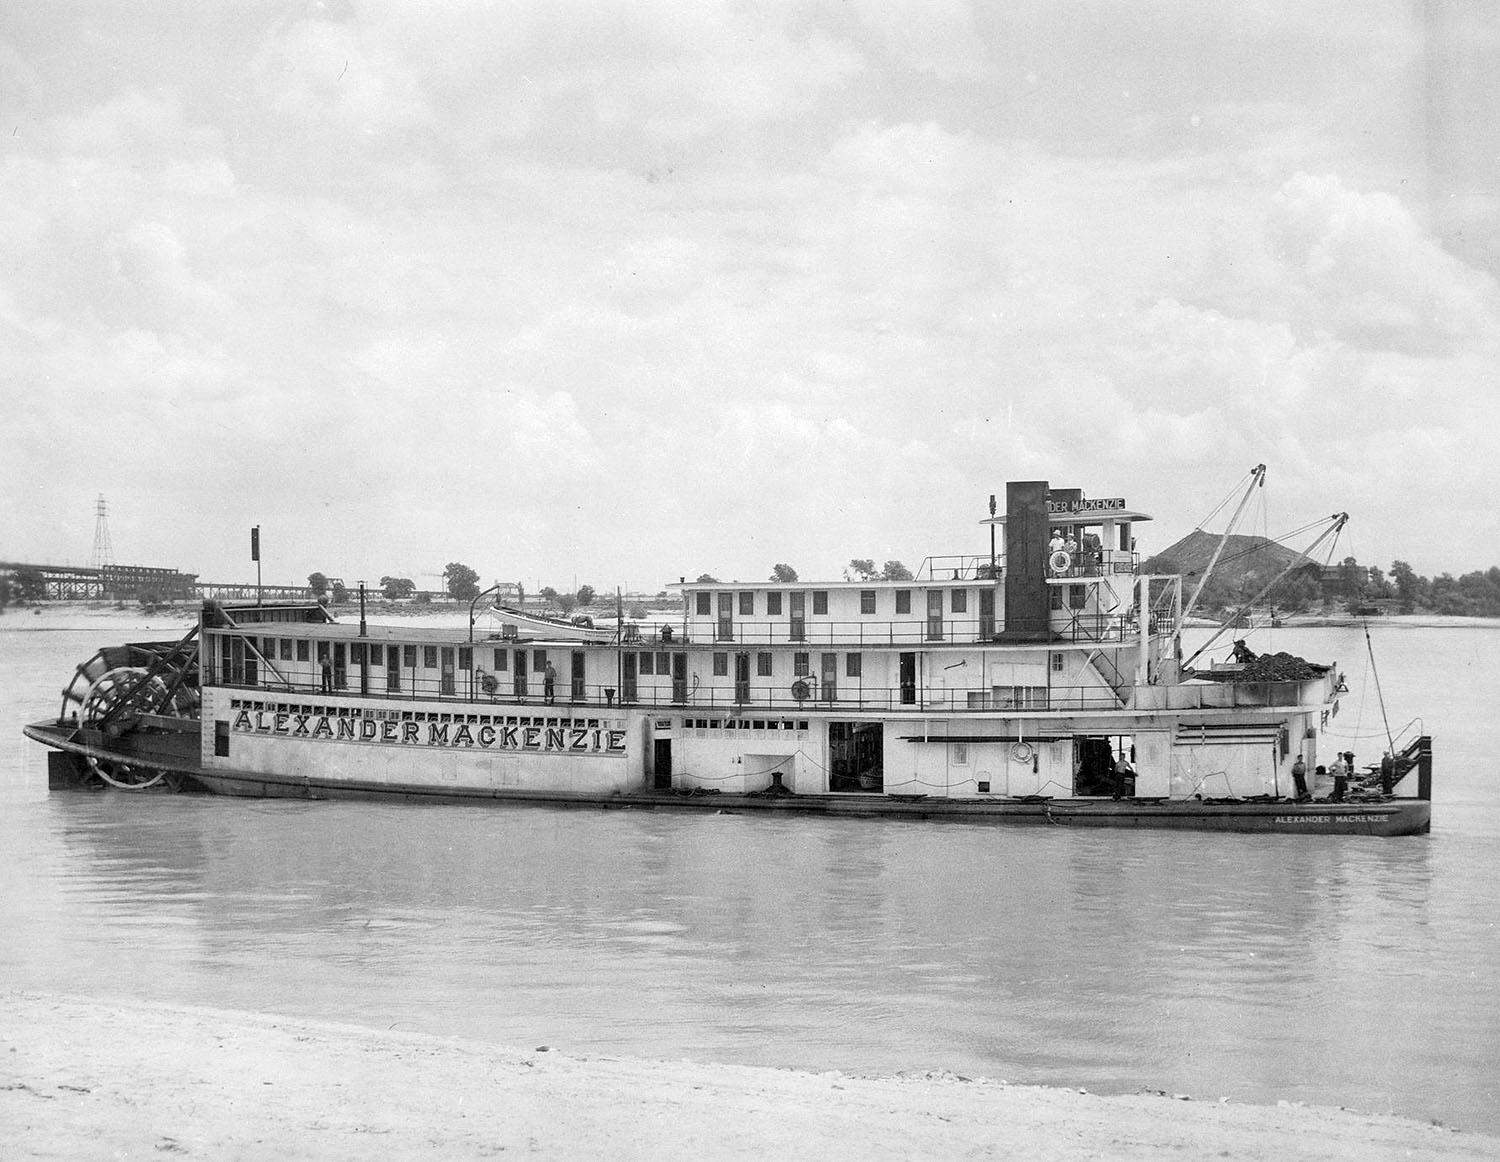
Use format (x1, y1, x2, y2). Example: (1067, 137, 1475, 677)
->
(91, 494, 115, 570)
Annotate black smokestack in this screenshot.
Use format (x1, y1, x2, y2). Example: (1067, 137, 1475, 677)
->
(1001, 480, 1051, 641)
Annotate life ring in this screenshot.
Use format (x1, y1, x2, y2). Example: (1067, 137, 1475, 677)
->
(1010, 741, 1034, 763)
(1048, 550, 1071, 574)
(791, 678, 813, 702)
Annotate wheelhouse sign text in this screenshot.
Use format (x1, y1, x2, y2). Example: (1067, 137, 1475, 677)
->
(230, 705, 627, 755)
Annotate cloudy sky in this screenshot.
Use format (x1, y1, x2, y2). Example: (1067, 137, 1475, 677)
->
(3, 1, 1497, 593)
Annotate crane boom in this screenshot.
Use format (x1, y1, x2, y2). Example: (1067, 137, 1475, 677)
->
(1182, 464, 1266, 623)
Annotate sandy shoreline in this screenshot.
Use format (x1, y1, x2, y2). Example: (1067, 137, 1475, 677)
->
(3, 992, 1491, 1160)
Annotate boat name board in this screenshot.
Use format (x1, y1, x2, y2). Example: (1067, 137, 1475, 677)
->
(230, 707, 627, 755)
(1048, 496, 1125, 514)
(1272, 814, 1380, 825)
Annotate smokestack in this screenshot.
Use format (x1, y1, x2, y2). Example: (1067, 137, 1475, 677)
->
(1001, 481, 1052, 641)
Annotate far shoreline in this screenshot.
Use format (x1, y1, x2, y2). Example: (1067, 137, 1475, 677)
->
(5, 600, 1498, 633)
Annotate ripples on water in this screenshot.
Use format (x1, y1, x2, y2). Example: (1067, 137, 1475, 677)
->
(3, 621, 1497, 1132)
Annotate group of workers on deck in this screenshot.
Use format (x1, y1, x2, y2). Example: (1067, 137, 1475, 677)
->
(1291, 750, 1398, 802)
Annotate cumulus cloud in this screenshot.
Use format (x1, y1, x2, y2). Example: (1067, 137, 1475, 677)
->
(1269, 172, 1500, 354)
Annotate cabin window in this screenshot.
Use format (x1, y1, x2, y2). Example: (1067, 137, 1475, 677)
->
(1069, 584, 1085, 609)
(696, 592, 711, 615)
(458, 647, 472, 671)
(423, 646, 438, 669)
(738, 591, 754, 615)
(494, 649, 508, 671)
(297, 640, 310, 662)
(279, 638, 292, 661)
(951, 589, 967, 613)
(997, 685, 1049, 710)
(793, 652, 810, 677)
(895, 590, 911, 614)
(533, 650, 548, 672)
(756, 652, 773, 677)
(264, 637, 277, 658)
(860, 590, 876, 614)
(846, 653, 862, 678)
(766, 592, 782, 615)
(639, 651, 655, 675)
(1050, 589, 1064, 611)
(369, 644, 383, 666)
(812, 591, 828, 615)
(352, 643, 366, 665)
(1051, 652, 1065, 673)
(952, 742, 969, 766)
(713, 652, 728, 676)
(404, 645, 417, 668)
(656, 651, 669, 673)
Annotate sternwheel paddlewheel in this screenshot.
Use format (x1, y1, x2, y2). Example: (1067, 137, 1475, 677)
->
(56, 627, 202, 792)
(83, 752, 173, 791)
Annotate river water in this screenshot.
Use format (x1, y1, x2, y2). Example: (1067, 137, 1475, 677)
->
(3, 612, 1497, 1132)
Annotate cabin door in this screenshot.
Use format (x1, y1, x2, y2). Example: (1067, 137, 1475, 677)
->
(622, 651, 637, 703)
(571, 650, 585, 701)
(979, 588, 996, 639)
(671, 653, 688, 703)
(926, 590, 944, 640)
(734, 652, 751, 703)
(513, 649, 528, 699)
(653, 739, 672, 789)
(899, 652, 917, 705)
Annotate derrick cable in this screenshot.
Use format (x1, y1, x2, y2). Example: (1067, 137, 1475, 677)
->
(1365, 621, 1396, 760)
(1191, 466, 1260, 531)
(1180, 517, 1339, 579)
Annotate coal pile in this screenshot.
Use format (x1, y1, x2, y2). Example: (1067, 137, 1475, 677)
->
(1193, 650, 1330, 682)
(1235, 652, 1327, 682)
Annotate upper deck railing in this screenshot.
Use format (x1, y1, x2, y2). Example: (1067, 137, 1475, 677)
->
(912, 549, 1141, 582)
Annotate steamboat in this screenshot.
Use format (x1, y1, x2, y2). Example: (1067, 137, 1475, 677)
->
(24, 477, 1432, 835)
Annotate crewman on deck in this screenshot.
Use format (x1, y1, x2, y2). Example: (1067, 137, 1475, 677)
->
(1380, 751, 1395, 795)
(1291, 754, 1309, 801)
(319, 652, 334, 695)
(544, 660, 557, 704)
(1112, 750, 1134, 801)
(1049, 529, 1065, 554)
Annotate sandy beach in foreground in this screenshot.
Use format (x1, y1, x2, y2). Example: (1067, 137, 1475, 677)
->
(3, 992, 1492, 1161)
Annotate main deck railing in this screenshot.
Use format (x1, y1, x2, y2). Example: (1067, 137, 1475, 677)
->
(206, 668, 1324, 715)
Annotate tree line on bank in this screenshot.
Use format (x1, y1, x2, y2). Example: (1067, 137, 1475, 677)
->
(1182, 557, 1500, 618)
(6, 555, 1499, 620)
